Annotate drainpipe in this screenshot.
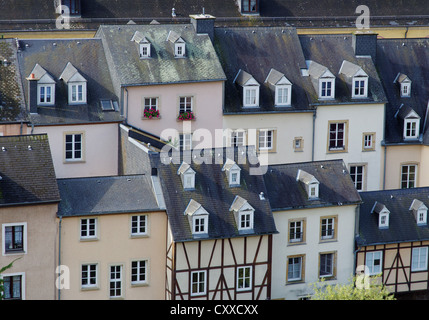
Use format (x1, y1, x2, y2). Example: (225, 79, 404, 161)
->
(383, 145, 387, 190)
(58, 215, 62, 300)
(124, 87, 129, 124)
(312, 110, 316, 161)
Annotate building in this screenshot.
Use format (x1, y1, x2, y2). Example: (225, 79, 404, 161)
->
(356, 187, 429, 299)
(265, 160, 361, 299)
(0, 134, 60, 300)
(57, 174, 167, 299)
(153, 147, 278, 299)
(16, 37, 123, 178)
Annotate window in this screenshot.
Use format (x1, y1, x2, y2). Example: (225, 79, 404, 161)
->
(180, 133, 192, 151)
(65, 133, 83, 161)
(328, 122, 346, 151)
(144, 97, 158, 112)
(80, 218, 97, 239)
(2, 275, 22, 300)
(70, 83, 85, 103)
(309, 183, 319, 199)
(401, 164, 417, 189)
(353, 78, 368, 98)
(417, 209, 427, 225)
(3, 224, 25, 254)
(239, 211, 253, 231)
(289, 220, 304, 243)
(179, 96, 192, 114)
(110, 265, 122, 298)
(242, 0, 258, 12)
(244, 87, 259, 107)
(38, 84, 55, 105)
(411, 247, 428, 272)
(62, 0, 81, 15)
(258, 129, 274, 151)
(140, 43, 151, 58)
(287, 256, 303, 282)
(363, 133, 375, 151)
(231, 130, 246, 147)
(191, 270, 206, 296)
(401, 83, 411, 97)
(131, 260, 148, 285)
(319, 252, 335, 278)
(81, 264, 98, 288)
(321, 217, 336, 240)
(366, 251, 382, 275)
(193, 216, 208, 235)
(320, 80, 334, 99)
(404, 119, 419, 140)
(175, 43, 185, 57)
(237, 266, 252, 291)
(350, 165, 364, 191)
(293, 137, 303, 152)
(379, 212, 389, 228)
(275, 86, 291, 106)
(131, 215, 147, 236)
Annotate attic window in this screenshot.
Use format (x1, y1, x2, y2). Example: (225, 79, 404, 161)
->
(27, 64, 56, 106)
(222, 158, 241, 187)
(184, 199, 209, 236)
(265, 68, 292, 106)
(296, 169, 319, 200)
(395, 73, 412, 98)
(410, 199, 428, 225)
(307, 60, 335, 100)
(59, 62, 87, 105)
(339, 61, 368, 99)
(100, 100, 118, 112)
(230, 196, 255, 233)
(404, 118, 420, 140)
(177, 162, 196, 189)
(372, 201, 390, 229)
(234, 69, 260, 108)
(131, 31, 152, 58)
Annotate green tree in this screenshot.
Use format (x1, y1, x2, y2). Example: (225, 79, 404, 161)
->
(0, 258, 21, 300)
(310, 275, 396, 300)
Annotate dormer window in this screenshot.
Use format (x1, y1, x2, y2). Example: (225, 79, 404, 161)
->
(339, 60, 368, 99)
(394, 73, 412, 98)
(177, 162, 196, 190)
(222, 158, 241, 187)
(353, 76, 368, 98)
(372, 201, 390, 229)
(296, 169, 320, 200)
(230, 196, 255, 233)
(395, 105, 420, 140)
(410, 199, 428, 225)
(265, 68, 292, 106)
(184, 199, 209, 237)
(27, 64, 56, 106)
(320, 79, 334, 99)
(131, 31, 152, 58)
(175, 41, 185, 57)
(234, 69, 260, 107)
(307, 61, 335, 100)
(167, 30, 186, 58)
(59, 62, 87, 105)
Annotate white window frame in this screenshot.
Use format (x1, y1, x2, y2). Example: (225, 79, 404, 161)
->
(190, 270, 206, 296)
(401, 83, 411, 97)
(308, 183, 319, 199)
(37, 84, 55, 105)
(363, 133, 375, 151)
(379, 212, 389, 228)
(80, 218, 97, 240)
(143, 97, 158, 111)
(289, 220, 303, 243)
(258, 129, 273, 151)
(69, 82, 87, 104)
(131, 260, 148, 285)
(231, 130, 246, 147)
(179, 96, 193, 114)
(238, 210, 254, 231)
(350, 165, 365, 191)
(65, 132, 84, 162)
(131, 215, 148, 237)
(81, 263, 98, 289)
(243, 86, 259, 107)
(366, 251, 382, 275)
(352, 77, 368, 98)
(175, 43, 185, 57)
(109, 265, 123, 298)
(319, 79, 334, 99)
(401, 164, 417, 189)
(417, 209, 427, 225)
(140, 43, 151, 58)
(180, 133, 192, 151)
(287, 256, 303, 281)
(328, 122, 346, 151)
(321, 217, 335, 240)
(237, 266, 252, 291)
(404, 118, 419, 140)
(411, 247, 428, 272)
(275, 85, 291, 106)
(1, 272, 25, 300)
(319, 252, 334, 278)
(192, 215, 208, 235)
(2, 222, 27, 256)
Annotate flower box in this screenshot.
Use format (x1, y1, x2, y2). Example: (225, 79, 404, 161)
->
(143, 109, 160, 119)
(177, 111, 195, 121)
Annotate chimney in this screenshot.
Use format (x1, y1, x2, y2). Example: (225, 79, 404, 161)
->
(352, 31, 378, 63)
(27, 73, 38, 114)
(189, 13, 216, 41)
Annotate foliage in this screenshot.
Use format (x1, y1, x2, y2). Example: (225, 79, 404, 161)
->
(0, 257, 21, 300)
(177, 111, 195, 121)
(310, 275, 396, 300)
(143, 108, 160, 119)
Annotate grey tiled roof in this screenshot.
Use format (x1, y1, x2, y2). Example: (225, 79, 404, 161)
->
(0, 134, 60, 206)
(57, 174, 161, 217)
(96, 23, 226, 87)
(264, 159, 362, 211)
(299, 34, 387, 106)
(17, 38, 123, 125)
(153, 146, 277, 242)
(376, 38, 429, 145)
(213, 27, 314, 114)
(357, 187, 429, 246)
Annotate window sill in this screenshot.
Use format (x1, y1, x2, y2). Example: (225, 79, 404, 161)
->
(286, 279, 305, 285)
(319, 238, 337, 244)
(287, 241, 306, 246)
(81, 286, 99, 291)
(4, 250, 26, 255)
(142, 116, 161, 120)
(327, 149, 347, 154)
(80, 237, 99, 242)
(64, 160, 86, 164)
(131, 282, 149, 288)
(130, 234, 149, 239)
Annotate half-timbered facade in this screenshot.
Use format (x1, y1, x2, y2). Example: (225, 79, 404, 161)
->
(154, 147, 277, 300)
(356, 187, 429, 298)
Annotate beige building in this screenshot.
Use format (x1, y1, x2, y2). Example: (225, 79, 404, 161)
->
(56, 174, 167, 300)
(0, 134, 60, 300)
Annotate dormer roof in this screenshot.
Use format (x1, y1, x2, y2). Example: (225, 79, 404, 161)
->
(395, 104, 420, 120)
(59, 62, 87, 83)
(296, 169, 319, 185)
(27, 63, 55, 83)
(339, 60, 368, 79)
(229, 195, 254, 212)
(222, 158, 240, 172)
(233, 69, 259, 87)
(371, 201, 389, 215)
(177, 161, 195, 175)
(131, 30, 149, 44)
(307, 60, 335, 79)
(167, 30, 184, 43)
(394, 73, 411, 84)
(184, 199, 208, 216)
(265, 68, 292, 86)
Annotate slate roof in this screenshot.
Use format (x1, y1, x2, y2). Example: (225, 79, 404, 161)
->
(57, 174, 162, 217)
(152, 146, 277, 242)
(213, 26, 314, 114)
(264, 159, 361, 211)
(357, 187, 429, 247)
(376, 38, 429, 145)
(16, 38, 123, 126)
(0, 39, 27, 123)
(299, 34, 387, 106)
(0, 134, 60, 206)
(96, 23, 226, 88)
